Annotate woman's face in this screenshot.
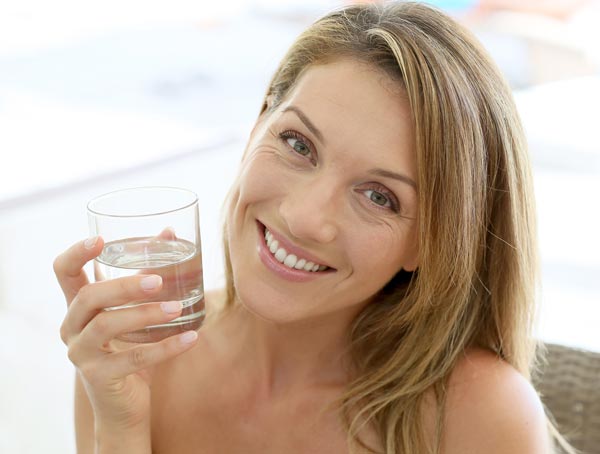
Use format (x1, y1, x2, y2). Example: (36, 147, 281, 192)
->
(227, 58, 419, 324)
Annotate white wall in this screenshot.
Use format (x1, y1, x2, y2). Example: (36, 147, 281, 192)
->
(0, 1, 598, 452)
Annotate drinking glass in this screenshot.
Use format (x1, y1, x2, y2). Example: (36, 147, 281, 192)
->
(87, 186, 205, 343)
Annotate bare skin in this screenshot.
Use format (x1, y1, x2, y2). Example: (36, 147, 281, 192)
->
(57, 244, 549, 454)
(149, 291, 352, 454)
(150, 299, 550, 454)
(55, 59, 549, 453)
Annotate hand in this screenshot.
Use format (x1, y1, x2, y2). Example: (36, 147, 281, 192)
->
(54, 236, 199, 432)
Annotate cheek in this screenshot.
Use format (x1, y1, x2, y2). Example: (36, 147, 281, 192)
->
(237, 153, 290, 206)
(348, 227, 408, 278)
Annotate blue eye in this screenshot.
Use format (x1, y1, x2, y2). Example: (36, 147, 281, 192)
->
(364, 189, 391, 208)
(286, 137, 311, 156)
(279, 130, 315, 162)
(358, 184, 400, 213)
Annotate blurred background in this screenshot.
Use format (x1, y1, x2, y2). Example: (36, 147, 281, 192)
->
(0, 0, 598, 452)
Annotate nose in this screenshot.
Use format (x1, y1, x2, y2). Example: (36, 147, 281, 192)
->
(278, 177, 340, 244)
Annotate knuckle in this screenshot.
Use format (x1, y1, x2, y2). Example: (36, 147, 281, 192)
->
(59, 322, 69, 345)
(128, 347, 146, 368)
(76, 283, 100, 310)
(66, 343, 81, 365)
(52, 255, 64, 276)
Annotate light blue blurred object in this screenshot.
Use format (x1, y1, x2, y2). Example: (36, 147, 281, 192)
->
(421, 0, 477, 12)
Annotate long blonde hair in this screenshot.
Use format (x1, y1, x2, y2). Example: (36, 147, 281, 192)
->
(220, 2, 563, 452)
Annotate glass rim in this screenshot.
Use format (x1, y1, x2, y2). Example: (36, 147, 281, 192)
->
(87, 186, 198, 218)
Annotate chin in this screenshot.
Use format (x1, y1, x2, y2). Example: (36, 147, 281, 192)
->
(233, 277, 309, 324)
(226, 217, 323, 324)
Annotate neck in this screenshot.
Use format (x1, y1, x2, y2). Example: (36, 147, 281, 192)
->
(221, 300, 358, 398)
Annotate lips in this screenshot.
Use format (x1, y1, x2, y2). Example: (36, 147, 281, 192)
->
(265, 227, 329, 272)
(255, 220, 336, 282)
(257, 221, 334, 269)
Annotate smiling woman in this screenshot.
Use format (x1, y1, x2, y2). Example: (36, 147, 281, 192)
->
(54, 2, 571, 454)
(228, 60, 420, 328)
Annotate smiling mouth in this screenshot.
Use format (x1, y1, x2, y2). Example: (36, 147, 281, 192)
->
(257, 221, 335, 273)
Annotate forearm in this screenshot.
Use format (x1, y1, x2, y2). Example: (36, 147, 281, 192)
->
(75, 372, 95, 453)
(75, 372, 152, 454)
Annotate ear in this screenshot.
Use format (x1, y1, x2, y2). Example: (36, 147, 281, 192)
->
(261, 93, 276, 112)
(402, 260, 418, 272)
(402, 244, 419, 272)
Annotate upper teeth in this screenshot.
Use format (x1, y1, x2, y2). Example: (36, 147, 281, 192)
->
(264, 228, 328, 272)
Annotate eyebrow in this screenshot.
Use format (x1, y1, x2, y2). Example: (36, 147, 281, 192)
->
(369, 168, 417, 191)
(282, 106, 326, 145)
(282, 105, 416, 191)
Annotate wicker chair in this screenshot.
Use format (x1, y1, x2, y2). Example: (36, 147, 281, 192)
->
(533, 343, 600, 454)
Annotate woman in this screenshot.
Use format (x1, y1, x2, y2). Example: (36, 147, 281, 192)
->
(54, 2, 565, 453)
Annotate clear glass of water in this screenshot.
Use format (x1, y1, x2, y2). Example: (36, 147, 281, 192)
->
(87, 186, 204, 343)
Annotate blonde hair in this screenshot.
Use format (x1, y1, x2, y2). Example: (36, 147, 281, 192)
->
(220, 2, 570, 453)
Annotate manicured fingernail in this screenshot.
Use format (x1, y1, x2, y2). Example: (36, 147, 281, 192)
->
(180, 330, 198, 344)
(164, 227, 176, 238)
(160, 300, 182, 314)
(84, 236, 99, 249)
(140, 275, 162, 291)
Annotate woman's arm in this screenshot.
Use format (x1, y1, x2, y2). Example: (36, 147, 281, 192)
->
(74, 371, 94, 454)
(55, 238, 197, 454)
(75, 371, 153, 454)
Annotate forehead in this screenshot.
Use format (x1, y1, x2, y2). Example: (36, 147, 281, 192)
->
(276, 59, 415, 172)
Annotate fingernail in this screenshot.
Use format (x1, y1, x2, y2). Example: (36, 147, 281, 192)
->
(164, 227, 176, 239)
(140, 275, 162, 291)
(160, 300, 182, 314)
(84, 236, 99, 249)
(180, 330, 198, 344)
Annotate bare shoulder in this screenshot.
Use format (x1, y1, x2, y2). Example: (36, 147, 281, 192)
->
(442, 348, 551, 454)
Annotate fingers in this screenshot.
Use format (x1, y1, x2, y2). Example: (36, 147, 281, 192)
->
(54, 236, 105, 304)
(78, 300, 184, 352)
(61, 274, 164, 343)
(157, 227, 176, 240)
(81, 330, 198, 383)
(110, 330, 198, 377)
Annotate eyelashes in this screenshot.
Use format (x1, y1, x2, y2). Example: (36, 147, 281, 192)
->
(277, 129, 401, 214)
(357, 185, 400, 212)
(279, 130, 316, 163)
